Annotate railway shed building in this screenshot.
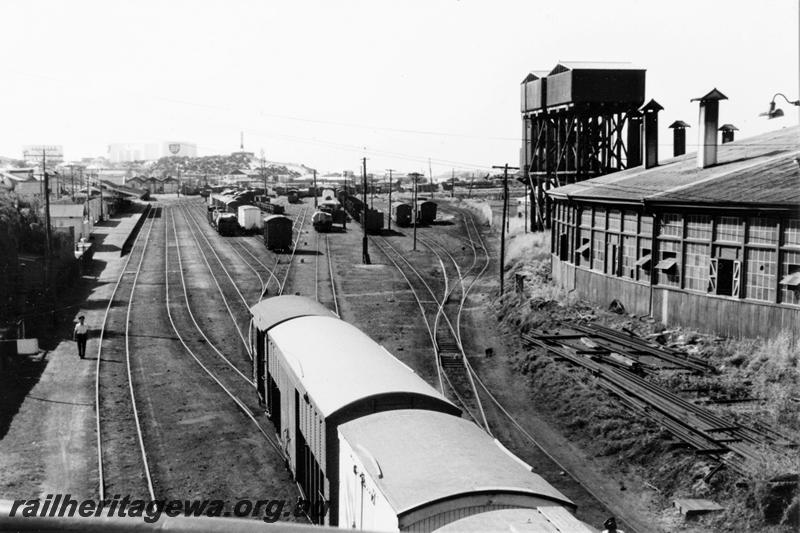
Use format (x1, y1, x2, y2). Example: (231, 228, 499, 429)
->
(547, 126, 800, 339)
(338, 409, 583, 532)
(250, 300, 460, 526)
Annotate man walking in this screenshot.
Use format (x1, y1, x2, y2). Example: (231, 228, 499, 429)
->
(73, 315, 88, 359)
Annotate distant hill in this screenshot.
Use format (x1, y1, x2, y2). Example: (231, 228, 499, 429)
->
(144, 153, 315, 178)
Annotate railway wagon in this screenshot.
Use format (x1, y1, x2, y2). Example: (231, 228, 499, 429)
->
(362, 207, 384, 234)
(321, 188, 336, 201)
(216, 213, 239, 236)
(418, 201, 437, 225)
(263, 214, 293, 251)
(392, 203, 413, 227)
(312, 210, 333, 232)
(319, 200, 346, 226)
(249, 296, 335, 413)
(237, 205, 263, 234)
(248, 299, 460, 526)
(287, 189, 301, 204)
(338, 410, 585, 532)
(254, 200, 286, 215)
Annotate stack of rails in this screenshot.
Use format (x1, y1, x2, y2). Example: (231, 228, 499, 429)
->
(522, 328, 797, 476)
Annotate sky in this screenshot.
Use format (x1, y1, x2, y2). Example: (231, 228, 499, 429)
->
(1, 0, 797, 176)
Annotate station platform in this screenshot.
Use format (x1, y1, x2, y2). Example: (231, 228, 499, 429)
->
(0, 202, 151, 500)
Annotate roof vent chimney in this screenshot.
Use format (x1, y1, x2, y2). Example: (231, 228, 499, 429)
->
(691, 89, 728, 169)
(719, 124, 739, 144)
(640, 99, 663, 169)
(626, 110, 642, 168)
(668, 120, 691, 157)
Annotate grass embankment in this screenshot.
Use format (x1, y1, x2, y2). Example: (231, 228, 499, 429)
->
(495, 229, 799, 531)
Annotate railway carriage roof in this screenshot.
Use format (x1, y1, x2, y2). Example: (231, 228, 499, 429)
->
(268, 316, 456, 418)
(250, 295, 335, 332)
(338, 410, 574, 515)
(434, 508, 593, 532)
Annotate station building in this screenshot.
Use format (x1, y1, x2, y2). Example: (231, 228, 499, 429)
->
(547, 125, 800, 339)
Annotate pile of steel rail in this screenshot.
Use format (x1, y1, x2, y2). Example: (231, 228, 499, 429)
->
(522, 323, 797, 477)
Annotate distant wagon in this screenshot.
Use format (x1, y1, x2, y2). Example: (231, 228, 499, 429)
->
(237, 205, 263, 234)
(287, 189, 300, 204)
(216, 213, 239, 236)
(392, 203, 412, 227)
(320, 200, 346, 229)
(418, 201, 437, 225)
(263, 214, 293, 252)
(312, 210, 333, 232)
(362, 208, 384, 234)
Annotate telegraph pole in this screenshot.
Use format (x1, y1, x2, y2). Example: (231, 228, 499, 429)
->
(409, 172, 422, 251)
(313, 169, 318, 208)
(492, 164, 519, 296)
(42, 149, 53, 308)
(428, 158, 434, 199)
(261, 149, 267, 199)
(361, 157, 370, 264)
(451, 168, 455, 198)
(386, 169, 395, 231)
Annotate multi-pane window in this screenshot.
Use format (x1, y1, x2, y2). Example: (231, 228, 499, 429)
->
(656, 240, 680, 287)
(640, 215, 653, 237)
(747, 217, 778, 245)
(684, 243, 710, 292)
(580, 208, 592, 228)
(745, 248, 777, 302)
(660, 213, 682, 238)
(779, 250, 800, 306)
(784, 219, 800, 247)
(593, 207, 606, 229)
(577, 228, 591, 266)
(608, 210, 621, 232)
(623, 211, 638, 234)
(607, 233, 620, 276)
(686, 215, 712, 241)
(622, 235, 637, 278)
(637, 237, 653, 282)
(592, 230, 605, 272)
(716, 216, 742, 243)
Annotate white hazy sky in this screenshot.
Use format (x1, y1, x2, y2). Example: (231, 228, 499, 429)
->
(1, 0, 797, 175)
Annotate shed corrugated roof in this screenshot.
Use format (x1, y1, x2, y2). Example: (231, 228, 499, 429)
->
(269, 318, 455, 419)
(338, 410, 573, 516)
(250, 295, 334, 331)
(49, 204, 84, 218)
(547, 126, 800, 207)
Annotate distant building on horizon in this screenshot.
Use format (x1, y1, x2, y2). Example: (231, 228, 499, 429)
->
(107, 141, 197, 163)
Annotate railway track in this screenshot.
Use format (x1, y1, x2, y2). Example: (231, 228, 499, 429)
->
(314, 232, 340, 316)
(95, 205, 159, 501)
(373, 233, 489, 431)
(174, 202, 252, 359)
(165, 206, 283, 456)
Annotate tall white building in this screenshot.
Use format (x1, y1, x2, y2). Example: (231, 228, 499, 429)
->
(107, 141, 197, 162)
